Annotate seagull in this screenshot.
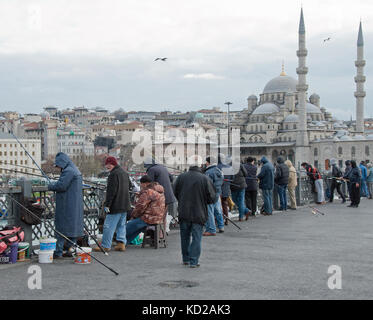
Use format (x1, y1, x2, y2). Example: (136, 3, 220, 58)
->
(323, 37, 331, 43)
(155, 57, 167, 61)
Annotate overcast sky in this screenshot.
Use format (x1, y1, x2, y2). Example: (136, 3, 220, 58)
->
(0, 0, 371, 120)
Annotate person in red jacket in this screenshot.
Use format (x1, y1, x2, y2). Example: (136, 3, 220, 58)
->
(126, 175, 166, 243)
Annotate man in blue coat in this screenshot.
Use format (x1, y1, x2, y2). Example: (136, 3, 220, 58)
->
(257, 156, 275, 215)
(359, 161, 369, 197)
(48, 152, 84, 258)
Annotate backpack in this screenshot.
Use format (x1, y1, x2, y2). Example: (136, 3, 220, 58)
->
(0, 226, 24, 254)
(19, 197, 45, 225)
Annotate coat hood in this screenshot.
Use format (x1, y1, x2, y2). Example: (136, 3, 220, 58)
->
(277, 157, 285, 164)
(285, 160, 296, 172)
(55, 152, 73, 169)
(260, 156, 269, 164)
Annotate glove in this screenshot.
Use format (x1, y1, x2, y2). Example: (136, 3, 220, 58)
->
(104, 207, 110, 214)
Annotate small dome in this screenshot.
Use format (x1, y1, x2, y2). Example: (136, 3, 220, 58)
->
(336, 130, 348, 138)
(340, 135, 353, 141)
(333, 136, 340, 142)
(296, 102, 322, 114)
(263, 75, 298, 94)
(310, 93, 320, 100)
(248, 95, 257, 100)
(284, 114, 299, 123)
(252, 103, 280, 115)
(41, 111, 50, 120)
(353, 135, 366, 140)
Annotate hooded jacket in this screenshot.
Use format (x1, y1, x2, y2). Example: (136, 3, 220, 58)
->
(145, 163, 176, 205)
(48, 152, 84, 238)
(274, 157, 289, 185)
(285, 160, 298, 188)
(174, 166, 216, 225)
(243, 163, 258, 191)
(230, 164, 248, 192)
(105, 165, 132, 214)
(257, 157, 275, 190)
(205, 164, 224, 202)
(132, 182, 166, 225)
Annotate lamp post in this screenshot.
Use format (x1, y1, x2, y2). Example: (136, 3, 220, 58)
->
(224, 102, 233, 155)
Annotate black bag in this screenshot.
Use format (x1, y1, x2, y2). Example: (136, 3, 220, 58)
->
(20, 197, 45, 225)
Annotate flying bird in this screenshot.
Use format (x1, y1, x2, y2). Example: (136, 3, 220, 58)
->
(155, 57, 168, 61)
(323, 37, 331, 43)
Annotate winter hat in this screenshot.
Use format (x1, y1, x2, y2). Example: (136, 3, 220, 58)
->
(330, 158, 337, 166)
(105, 156, 118, 167)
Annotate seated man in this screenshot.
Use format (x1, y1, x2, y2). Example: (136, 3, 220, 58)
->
(126, 175, 166, 243)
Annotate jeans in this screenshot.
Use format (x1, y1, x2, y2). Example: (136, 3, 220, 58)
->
(315, 179, 325, 203)
(261, 189, 273, 214)
(231, 189, 249, 219)
(360, 180, 369, 197)
(126, 218, 148, 243)
(102, 212, 127, 248)
(277, 184, 288, 210)
(180, 221, 203, 266)
(205, 197, 225, 233)
(55, 234, 77, 257)
(368, 182, 373, 198)
(330, 181, 346, 202)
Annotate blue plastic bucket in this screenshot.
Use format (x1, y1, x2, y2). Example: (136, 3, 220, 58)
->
(39, 238, 56, 251)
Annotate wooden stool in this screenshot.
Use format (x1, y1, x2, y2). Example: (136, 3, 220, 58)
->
(141, 223, 167, 249)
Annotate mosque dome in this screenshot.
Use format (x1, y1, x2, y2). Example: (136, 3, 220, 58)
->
(41, 111, 50, 120)
(296, 102, 322, 114)
(248, 95, 258, 100)
(284, 114, 299, 123)
(353, 135, 366, 140)
(252, 103, 279, 115)
(310, 93, 320, 100)
(340, 135, 353, 141)
(263, 74, 298, 94)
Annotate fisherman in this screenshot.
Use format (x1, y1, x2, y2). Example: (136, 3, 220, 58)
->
(301, 162, 325, 205)
(48, 152, 84, 258)
(93, 156, 131, 252)
(174, 161, 216, 268)
(329, 158, 346, 203)
(257, 157, 275, 215)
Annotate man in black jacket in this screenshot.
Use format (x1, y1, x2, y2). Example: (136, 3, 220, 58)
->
(174, 165, 216, 268)
(244, 157, 258, 217)
(275, 157, 290, 211)
(329, 158, 346, 203)
(93, 157, 132, 252)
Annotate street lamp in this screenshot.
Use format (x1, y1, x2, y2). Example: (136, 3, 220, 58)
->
(224, 102, 233, 155)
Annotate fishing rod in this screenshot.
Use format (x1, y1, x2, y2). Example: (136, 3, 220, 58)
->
(0, 119, 50, 181)
(0, 189, 119, 275)
(308, 205, 326, 216)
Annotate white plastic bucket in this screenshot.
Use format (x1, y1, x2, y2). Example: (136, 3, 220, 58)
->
(74, 247, 92, 265)
(40, 238, 57, 251)
(38, 250, 54, 264)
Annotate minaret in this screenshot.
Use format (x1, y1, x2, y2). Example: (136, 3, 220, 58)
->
(295, 8, 310, 165)
(355, 21, 366, 134)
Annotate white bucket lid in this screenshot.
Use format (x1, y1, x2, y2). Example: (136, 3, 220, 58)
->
(40, 238, 57, 243)
(76, 247, 92, 254)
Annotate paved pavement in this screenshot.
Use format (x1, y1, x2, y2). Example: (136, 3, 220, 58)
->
(1, 198, 373, 300)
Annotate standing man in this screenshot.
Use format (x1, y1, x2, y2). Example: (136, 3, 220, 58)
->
(93, 156, 131, 252)
(366, 163, 373, 199)
(230, 161, 250, 221)
(329, 158, 346, 203)
(203, 156, 225, 236)
(244, 157, 258, 217)
(343, 160, 352, 201)
(274, 157, 290, 211)
(218, 154, 233, 225)
(302, 162, 325, 205)
(174, 164, 216, 268)
(48, 152, 84, 258)
(359, 161, 369, 198)
(285, 160, 297, 210)
(348, 160, 361, 208)
(144, 157, 177, 231)
(257, 156, 275, 216)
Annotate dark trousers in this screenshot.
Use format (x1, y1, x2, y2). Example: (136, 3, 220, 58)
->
(350, 183, 361, 206)
(221, 196, 229, 218)
(245, 190, 258, 214)
(330, 181, 346, 202)
(180, 221, 203, 267)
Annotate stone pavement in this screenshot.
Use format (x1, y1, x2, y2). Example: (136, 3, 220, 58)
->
(1, 198, 373, 300)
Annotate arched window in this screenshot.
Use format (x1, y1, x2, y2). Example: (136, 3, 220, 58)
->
(325, 159, 330, 170)
(314, 148, 318, 157)
(351, 146, 356, 158)
(366, 146, 370, 156)
(338, 147, 343, 156)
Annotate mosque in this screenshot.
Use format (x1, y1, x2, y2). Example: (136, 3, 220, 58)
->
(238, 9, 372, 171)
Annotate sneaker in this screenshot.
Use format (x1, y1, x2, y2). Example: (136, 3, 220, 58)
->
(190, 264, 200, 268)
(218, 229, 224, 233)
(182, 262, 189, 266)
(93, 246, 110, 253)
(53, 253, 62, 259)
